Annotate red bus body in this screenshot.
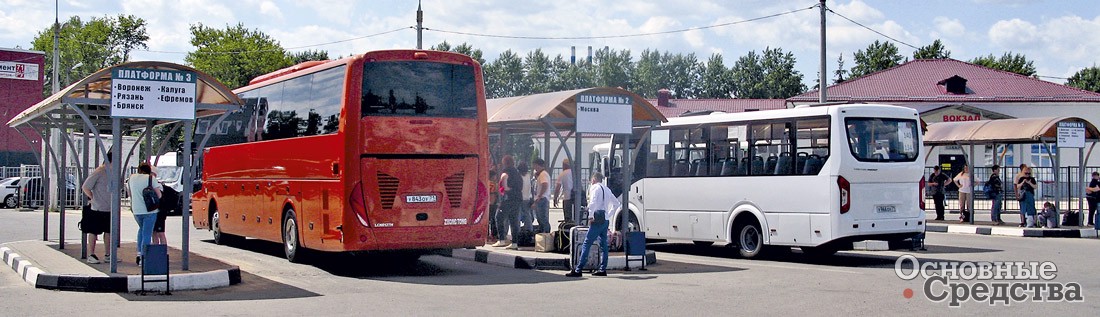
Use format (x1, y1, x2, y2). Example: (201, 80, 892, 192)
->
(192, 50, 489, 254)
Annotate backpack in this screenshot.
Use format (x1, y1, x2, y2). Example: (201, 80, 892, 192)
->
(553, 220, 575, 254)
(141, 175, 160, 212)
(982, 182, 994, 198)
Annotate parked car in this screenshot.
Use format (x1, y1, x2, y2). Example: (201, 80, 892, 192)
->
(1, 177, 22, 208)
(19, 176, 79, 209)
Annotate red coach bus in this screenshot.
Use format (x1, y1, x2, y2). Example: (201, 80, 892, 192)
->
(191, 50, 490, 262)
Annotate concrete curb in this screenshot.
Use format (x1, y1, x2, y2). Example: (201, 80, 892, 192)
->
(1, 246, 241, 293)
(441, 248, 657, 271)
(927, 224, 1099, 238)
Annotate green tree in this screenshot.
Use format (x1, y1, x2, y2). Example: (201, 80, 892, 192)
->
(665, 53, 703, 99)
(833, 53, 848, 84)
(730, 47, 806, 99)
(969, 52, 1037, 77)
(1067, 66, 1100, 93)
(185, 23, 293, 89)
(522, 49, 553, 94)
(631, 49, 667, 98)
(699, 53, 732, 98)
(913, 39, 951, 60)
(850, 40, 906, 78)
(287, 49, 329, 64)
(550, 57, 596, 92)
(593, 48, 633, 89)
(31, 14, 149, 95)
(431, 41, 485, 65)
(483, 50, 524, 98)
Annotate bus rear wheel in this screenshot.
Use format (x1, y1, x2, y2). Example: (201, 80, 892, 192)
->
(283, 208, 306, 263)
(736, 222, 765, 258)
(211, 209, 241, 245)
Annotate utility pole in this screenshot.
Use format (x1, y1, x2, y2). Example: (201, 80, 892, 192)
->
(52, 0, 60, 94)
(818, 0, 827, 103)
(416, 1, 423, 49)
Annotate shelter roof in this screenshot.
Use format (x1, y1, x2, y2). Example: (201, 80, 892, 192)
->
(487, 87, 666, 133)
(7, 61, 242, 131)
(923, 117, 1100, 146)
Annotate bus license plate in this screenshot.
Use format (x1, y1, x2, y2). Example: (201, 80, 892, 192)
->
(406, 194, 438, 203)
(876, 205, 897, 213)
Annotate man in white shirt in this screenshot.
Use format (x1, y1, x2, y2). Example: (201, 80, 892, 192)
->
(565, 172, 620, 277)
(531, 158, 552, 233)
(552, 159, 574, 223)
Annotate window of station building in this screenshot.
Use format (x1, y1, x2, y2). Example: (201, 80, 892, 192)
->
(795, 118, 830, 175)
(1029, 144, 1054, 168)
(749, 122, 793, 175)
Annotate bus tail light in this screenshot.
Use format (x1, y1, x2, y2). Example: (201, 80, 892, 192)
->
(838, 175, 850, 214)
(919, 176, 926, 211)
(472, 181, 488, 224)
(350, 181, 370, 227)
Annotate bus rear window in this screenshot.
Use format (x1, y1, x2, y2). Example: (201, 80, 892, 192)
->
(361, 61, 478, 118)
(845, 118, 919, 162)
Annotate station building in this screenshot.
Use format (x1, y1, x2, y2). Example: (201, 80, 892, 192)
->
(0, 48, 46, 168)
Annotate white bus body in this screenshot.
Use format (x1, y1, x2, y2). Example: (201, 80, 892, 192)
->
(626, 104, 925, 257)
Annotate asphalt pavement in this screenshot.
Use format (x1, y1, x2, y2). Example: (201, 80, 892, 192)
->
(1, 206, 1098, 315)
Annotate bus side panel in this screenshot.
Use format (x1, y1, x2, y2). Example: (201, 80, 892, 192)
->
(199, 134, 343, 244)
(763, 213, 811, 246)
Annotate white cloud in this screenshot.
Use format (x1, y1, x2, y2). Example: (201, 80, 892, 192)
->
(259, 1, 283, 21)
(933, 17, 966, 37)
(988, 18, 1039, 48)
(832, 0, 884, 21)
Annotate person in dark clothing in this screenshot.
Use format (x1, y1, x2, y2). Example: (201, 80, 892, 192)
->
(988, 165, 1004, 225)
(929, 166, 949, 221)
(492, 155, 523, 250)
(1087, 171, 1100, 228)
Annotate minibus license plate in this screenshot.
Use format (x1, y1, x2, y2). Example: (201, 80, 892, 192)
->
(876, 205, 896, 213)
(406, 195, 438, 203)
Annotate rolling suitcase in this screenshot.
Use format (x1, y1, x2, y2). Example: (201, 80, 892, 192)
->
(569, 226, 603, 272)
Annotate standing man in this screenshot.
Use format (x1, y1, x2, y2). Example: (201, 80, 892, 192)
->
(566, 172, 620, 277)
(1086, 171, 1099, 228)
(988, 165, 1004, 225)
(81, 152, 112, 264)
(929, 166, 949, 221)
(531, 158, 551, 233)
(552, 158, 574, 223)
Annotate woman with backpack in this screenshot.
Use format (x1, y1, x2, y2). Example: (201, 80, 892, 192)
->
(126, 163, 162, 265)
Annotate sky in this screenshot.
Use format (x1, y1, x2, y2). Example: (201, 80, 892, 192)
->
(1, 0, 1098, 90)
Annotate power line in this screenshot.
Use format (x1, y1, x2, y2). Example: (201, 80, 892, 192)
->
(71, 26, 414, 55)
(424, 5, 817, 40)
(827, 8, 918, 50)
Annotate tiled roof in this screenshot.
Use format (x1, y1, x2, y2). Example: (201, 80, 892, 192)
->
(789, 59, 1100, 103)
(644, 98, 787, 117)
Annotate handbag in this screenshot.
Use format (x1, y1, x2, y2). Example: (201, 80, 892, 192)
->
(142, 175, 160, 212)
(591, 185, 607, 226)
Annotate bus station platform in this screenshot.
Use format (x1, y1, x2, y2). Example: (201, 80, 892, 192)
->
(925, 210, 1099, 239)
(1, 240, 240, 293)
(443, 244, 657, 271)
